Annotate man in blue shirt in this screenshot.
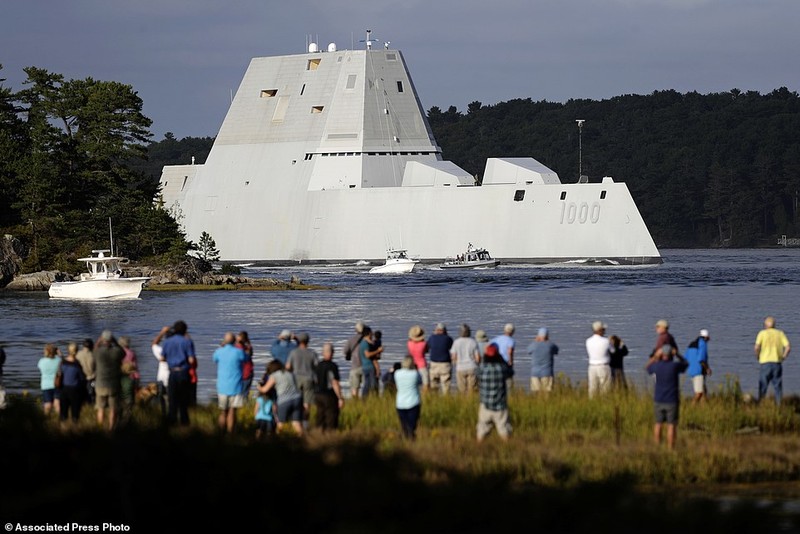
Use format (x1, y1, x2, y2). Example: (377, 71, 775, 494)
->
(160, 320, 196, 426)
(646, 345, 688, 450)
(213, 332, 247, 434)
(491, 323, 516, 391)
(527, 327, 559, 394)
(270, 329, 297, 365)
(426, 323, 454, 395)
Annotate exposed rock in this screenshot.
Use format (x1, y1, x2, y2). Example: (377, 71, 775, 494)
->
(5, 271, 70, 291)
(0, 235, 24, 289)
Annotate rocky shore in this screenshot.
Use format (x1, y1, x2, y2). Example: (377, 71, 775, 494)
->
(1, 255, 312, 291)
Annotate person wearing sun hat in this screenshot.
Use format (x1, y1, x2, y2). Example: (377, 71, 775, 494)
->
(685, 328, 712, 404)
(406, 325, 429, 390)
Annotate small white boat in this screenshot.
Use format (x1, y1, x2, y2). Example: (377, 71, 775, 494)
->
(368, 248, 419, 274)
(48, 250, 150, 300)
(440, 244, 500, 269)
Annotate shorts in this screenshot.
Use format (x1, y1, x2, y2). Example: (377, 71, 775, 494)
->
(277, 397, 303, 423)
(295, 375, 315, 405)
(692, 375, 706, 395)
(95, 387, 120, 410)
(349, 367, 364, 394)
(530, 376, 554, 393)
(654, 402, 679, 424)
(42, 388, 57, 403)
(217, 393, 244, 410)
(418, 367, 430, 388)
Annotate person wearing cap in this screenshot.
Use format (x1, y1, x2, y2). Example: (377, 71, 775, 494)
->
(344, 321, 366, 398)
(685, 329, 712, 404)
(270, 329, 298, 366)
(754, 316, 791, 406)
(585, 321, 611, 398)
(427, 322, 454, 394)
(646, 344, 688, 450)
(212, 332, 247, 434)
(450, 324, 481, 393)
(93, 329, 125, 430)
(407, 325, 429, 391)
(527, 327, 559, 394)
(490, 323, 517, 391)
(475, 330, 489, 356)
(654, 319, 677, 355)
(477, 343, 513, 442)
(286, 332, 319, 428)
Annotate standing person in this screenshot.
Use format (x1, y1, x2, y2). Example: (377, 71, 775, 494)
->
(427, 322, 454, 394)
(358, 326, 382, 396)
(609, 334, 630, 390)
(394, 355, 422, 440)
(258, 360, 304, 436)
(475, 330, 490, 356)
(585, 321, 611, 398)
(118, 336, 140, 422)
(151, 326, 172, 420)
(38, 343, 61, 416)
(94, 330, 124, 431)
(646, 345, 688, 450)
(528, 327, 559, 394)
(212, 332, 247, 434)
(286, 332, 319, 430)
(254, 387, 277, 441)
(270, 329, 297, 366)
(477, 343, 513, 442)
(75, 338, 96, 406)
(754, 316, 791, 406)
(0, 344, 5, 409)
(59, 343, 86, 426)
(407, 325, 429, 392)
(237, 331, 255, 400)
(491, 323, 516, 391)
(685, 329, 712, 404)
(343, 321, 366, 399)
(451, 324, 480, 394)
(160, 320, 197, 426)
(314, 342, 344, 431)
(654, 319, 677, 354)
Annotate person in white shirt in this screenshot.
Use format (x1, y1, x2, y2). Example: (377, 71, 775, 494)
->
(151, 326, 172, 419)
(585, 321, 611, 398)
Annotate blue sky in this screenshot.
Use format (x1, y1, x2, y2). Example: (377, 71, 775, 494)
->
(2, 0, 798, 139)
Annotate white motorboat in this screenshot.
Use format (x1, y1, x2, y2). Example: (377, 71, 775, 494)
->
(440, 244, 500, 269)
(48, 250, 150, 300)
(368, 248, 419, 274)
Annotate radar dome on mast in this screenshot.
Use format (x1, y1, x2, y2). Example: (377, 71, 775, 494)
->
(327, 42, 337, 52)
(308, 42, 319, 53)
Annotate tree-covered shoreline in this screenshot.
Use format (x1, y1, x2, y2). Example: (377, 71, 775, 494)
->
(3, 62, 799, 277)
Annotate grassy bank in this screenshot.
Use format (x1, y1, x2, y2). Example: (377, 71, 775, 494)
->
(2, 385, 799, 531)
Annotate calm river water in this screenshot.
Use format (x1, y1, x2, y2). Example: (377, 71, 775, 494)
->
(1, 248, 798, 403)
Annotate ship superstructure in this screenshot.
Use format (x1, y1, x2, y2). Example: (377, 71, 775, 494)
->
(159, 35, 661, 264)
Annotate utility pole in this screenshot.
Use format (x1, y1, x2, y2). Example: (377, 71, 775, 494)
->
(576, 119, 586, 182)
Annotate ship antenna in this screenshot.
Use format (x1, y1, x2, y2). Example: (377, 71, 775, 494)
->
(360, 29, 378, 50)
(576, 119, 585, 182)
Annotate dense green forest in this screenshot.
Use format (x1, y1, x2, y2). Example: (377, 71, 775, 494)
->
(0, 66, 188, 272)
(3, 62, 799, 274)
(140, 89, 800, 248)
